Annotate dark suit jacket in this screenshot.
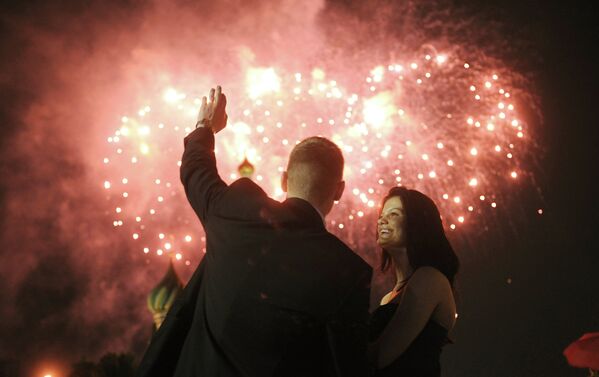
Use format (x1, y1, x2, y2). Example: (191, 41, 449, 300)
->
(136, 127, 372, 377)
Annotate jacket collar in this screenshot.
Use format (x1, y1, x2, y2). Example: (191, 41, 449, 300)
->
(282, 197, 326, 230)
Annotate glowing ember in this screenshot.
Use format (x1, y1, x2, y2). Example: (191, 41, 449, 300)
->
(102, 49, 532, 263)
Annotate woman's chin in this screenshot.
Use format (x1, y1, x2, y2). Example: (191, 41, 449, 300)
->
(377, 239, 390, 248)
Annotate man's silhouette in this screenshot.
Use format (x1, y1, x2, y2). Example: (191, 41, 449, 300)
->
(137, 86, 372, 377)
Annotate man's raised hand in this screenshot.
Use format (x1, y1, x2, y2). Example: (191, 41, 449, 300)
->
(196, 85, 228, 133)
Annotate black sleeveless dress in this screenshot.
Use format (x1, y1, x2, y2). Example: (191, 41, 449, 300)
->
(370, 302, 450, 377)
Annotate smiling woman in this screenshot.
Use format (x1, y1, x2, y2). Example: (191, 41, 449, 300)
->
(377, 196, 407, 250)
(370, 186, 460, 377)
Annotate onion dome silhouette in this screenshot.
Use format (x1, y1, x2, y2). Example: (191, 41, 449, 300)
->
(147, 260, 183, 330)
(237, 157, 255, 178)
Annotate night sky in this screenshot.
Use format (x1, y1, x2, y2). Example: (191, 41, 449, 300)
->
(1, 1, 598, 376)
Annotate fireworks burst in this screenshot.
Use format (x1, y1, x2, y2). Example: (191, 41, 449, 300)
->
(102, 47, 533, 265)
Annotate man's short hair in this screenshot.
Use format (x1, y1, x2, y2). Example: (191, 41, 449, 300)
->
(286, 136, 344, 202)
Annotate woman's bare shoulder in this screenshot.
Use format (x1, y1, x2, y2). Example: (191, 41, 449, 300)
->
(407, 266, 451, 295)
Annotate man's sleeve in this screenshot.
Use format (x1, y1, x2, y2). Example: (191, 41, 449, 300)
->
(180, 127, 227, 224)
(326, 266, 373, 377)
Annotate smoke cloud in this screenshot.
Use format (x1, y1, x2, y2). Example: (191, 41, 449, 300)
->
(0, 0, 536, 374)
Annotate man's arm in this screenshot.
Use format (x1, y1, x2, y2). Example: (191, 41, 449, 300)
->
(326, 266, 373, 377)
(179, 86, 229, 223)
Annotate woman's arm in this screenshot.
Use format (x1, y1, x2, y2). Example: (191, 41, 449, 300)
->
(373, 266, 449, 369)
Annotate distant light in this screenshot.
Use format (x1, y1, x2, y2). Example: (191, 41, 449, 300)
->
(246, 67, 281, 99)
(163, 88, 185, 103)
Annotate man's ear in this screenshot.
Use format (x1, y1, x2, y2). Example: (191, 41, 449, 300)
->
(281, 171, 288, 193)
(333, 180, 345, 201)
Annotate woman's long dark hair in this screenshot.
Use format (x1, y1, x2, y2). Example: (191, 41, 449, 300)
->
(379, 187, 459, 285)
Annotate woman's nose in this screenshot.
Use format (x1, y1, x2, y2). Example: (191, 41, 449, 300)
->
(378, 216, 387, 225)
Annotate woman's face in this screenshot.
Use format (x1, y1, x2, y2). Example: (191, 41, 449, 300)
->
(377, 196, 407, 249)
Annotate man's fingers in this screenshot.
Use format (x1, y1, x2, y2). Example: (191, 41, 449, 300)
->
(214, 85, 223, 108)
(198, 96, 208, 118)
(213, 86, 220, 107)
(209, 88, 215, 103)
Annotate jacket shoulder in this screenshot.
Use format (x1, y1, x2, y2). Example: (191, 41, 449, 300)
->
(323, 233, 372, 276)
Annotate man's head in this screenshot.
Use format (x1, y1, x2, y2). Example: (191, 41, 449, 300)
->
(281, 136, 345, 217)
